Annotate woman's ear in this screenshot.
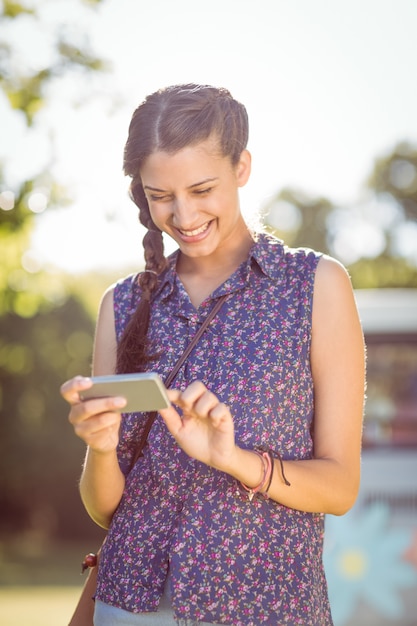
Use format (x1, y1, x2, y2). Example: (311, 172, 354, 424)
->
(236, 149, 252, 187)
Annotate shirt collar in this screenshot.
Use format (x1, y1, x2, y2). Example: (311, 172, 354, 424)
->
(152, 232, 286, 302)
(247, 232, 285, 281)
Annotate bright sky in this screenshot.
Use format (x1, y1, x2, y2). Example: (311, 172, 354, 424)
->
(2, 0, 417, 273)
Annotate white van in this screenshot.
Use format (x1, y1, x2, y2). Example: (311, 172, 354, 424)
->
(324, 289, 417, 626)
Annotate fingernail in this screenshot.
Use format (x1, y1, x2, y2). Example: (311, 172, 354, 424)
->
(78, 376, 91, 385)
(113, 397, 127, 408)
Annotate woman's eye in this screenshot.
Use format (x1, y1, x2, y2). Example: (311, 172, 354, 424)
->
(150, 195, 169, 202)
(194, 187, 212, 195)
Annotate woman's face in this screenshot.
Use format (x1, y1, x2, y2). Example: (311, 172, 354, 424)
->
(140, 136, 251, 261)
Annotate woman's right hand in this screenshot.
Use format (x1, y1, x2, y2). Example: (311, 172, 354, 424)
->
(60, 376, 127, 453)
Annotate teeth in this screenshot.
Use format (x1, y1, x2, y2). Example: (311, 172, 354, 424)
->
(179, 222, 210, 237)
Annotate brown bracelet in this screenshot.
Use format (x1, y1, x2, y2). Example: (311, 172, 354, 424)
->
(239, 450, 272, 501)
(276, 450, 291, 486)
(261, 448, 291, 489)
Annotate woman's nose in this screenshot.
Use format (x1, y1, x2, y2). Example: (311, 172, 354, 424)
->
(172, 197, 198, 228)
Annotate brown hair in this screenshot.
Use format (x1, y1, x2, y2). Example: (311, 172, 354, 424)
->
(116, 84, 249, 373)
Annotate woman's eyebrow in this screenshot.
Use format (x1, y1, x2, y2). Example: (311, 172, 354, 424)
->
(144, 186, 166, 193)
(188, 177, 218, 189)
(144, 177, 218, 193)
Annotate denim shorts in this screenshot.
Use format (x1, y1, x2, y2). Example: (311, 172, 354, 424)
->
(94, 601, 225, 626)
(93, 573, 225, 626)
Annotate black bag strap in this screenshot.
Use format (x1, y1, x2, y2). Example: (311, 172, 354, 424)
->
(128, 294, 228, 470)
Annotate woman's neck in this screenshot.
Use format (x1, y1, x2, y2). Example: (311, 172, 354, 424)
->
(176, 229, 254, 308)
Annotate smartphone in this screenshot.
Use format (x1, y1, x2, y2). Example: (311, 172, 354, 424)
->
(79, 373, 170, 413)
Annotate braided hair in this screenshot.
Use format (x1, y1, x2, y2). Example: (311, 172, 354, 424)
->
(116, 84, 249, 373)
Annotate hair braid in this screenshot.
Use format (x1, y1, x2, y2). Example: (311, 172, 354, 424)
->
(116, 182, 168, 373)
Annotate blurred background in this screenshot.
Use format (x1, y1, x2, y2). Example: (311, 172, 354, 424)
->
(0, 0, 416, 624)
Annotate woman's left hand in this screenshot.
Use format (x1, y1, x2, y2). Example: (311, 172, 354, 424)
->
(160, 380, 236, 471)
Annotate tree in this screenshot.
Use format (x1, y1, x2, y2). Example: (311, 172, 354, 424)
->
(0, 0, 110, 316)
(262, 187, 333, 254)
(0, 0, 110, 543)
(369, 142, 417, 222)
(263, 142, 417, 289)
(0, 296, 103, 541)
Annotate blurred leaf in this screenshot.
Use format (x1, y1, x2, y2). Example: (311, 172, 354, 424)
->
(368, 142, 417, 221)
(263, 187, 333, 254)
(5, 89, 45, 124)
(0, 295, 98, 541)
(0, 0, 117, 545)
(58, 40, 109, 72)
(0, 0, 108, 313)
(2, 0, 35, 18)
(349, 254, 417, 289)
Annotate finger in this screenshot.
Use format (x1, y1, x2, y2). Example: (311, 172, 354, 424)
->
(69, 396, 127, 426)
(73, 410, 120, 437)
(60, 376, 92, 405)
(159, 404, 184, 438)
(209, 402, 231, 428)
(73, 411, 122, 450)
(191, 390, 219, 418)
(167, 383, 221, 420)
(171, 381, 209, 413)
(166, 389, 182, 404)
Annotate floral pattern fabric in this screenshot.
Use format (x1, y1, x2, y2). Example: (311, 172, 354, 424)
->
(96, 233, 333, 625)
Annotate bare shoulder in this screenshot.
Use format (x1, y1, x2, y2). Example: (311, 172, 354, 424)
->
(312, 254, 361, 335)
(314, 254, 355, 304)
(93, 285, 117, 376)
(98, 285, 116, 320)
(315, 254, 351, 289)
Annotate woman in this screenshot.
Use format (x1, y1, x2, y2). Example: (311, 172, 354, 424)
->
(61, 84, 365, 625)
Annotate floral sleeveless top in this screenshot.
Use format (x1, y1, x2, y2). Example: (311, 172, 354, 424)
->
(95, 233, 333, 625)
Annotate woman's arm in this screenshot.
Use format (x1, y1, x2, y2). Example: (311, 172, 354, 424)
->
(161, 256, 365, 515)
(235, 255, 365, 514)
(61, 288, 126, 528)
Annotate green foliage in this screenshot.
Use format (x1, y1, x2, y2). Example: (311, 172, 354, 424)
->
(263, 187, 333, 254)
(349, 255, 417, 289)
(0, 0, 110, 542)
(0, 1, 109, 125)
(0, 0, 108, 316)
(368, 142, 417, 221)
(0, 174, 73, 317)
(2, 0, 35, 18)
(58, 40, 108, 72)
(0, 295, 101, 541)
(3, 69, 51, 125)
(263, 142, 417, 287)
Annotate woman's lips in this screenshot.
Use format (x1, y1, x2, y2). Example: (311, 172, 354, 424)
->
(176, 220, 213, 240)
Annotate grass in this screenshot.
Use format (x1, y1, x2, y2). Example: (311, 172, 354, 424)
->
(0, 586, 83, 626)
(0, 535, 102, 626)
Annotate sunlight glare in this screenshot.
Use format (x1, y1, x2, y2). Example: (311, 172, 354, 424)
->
(0, 191, 15, 211)
(28, 190, 49, 214)
(332, 219, 386, 265)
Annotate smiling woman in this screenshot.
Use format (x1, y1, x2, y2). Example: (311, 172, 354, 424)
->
(60, 83, 365, 626)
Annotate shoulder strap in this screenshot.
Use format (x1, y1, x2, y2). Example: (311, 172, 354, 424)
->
(128, 294, 228, 470)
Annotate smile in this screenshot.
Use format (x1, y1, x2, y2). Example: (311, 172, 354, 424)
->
(178, 221, 212, 237)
